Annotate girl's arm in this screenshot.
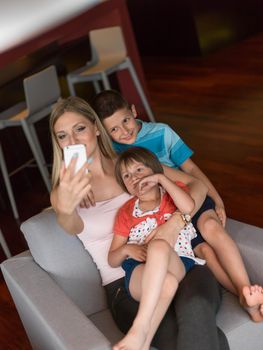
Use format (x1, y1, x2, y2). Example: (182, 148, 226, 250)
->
(139, 173, 194, 214)
(51, 158, 92, 235)
(162, 165, 208, 216)
(108, 234, 147, 267)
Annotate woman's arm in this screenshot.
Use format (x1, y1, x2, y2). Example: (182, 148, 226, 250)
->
(51, 159, 92, 235)
(145, 211, 186, 247)
(162, 165, 208, 216)
(108, 234, 147, 267)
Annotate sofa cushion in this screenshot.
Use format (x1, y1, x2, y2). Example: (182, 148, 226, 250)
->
(217, 219, 263, 350)
(226, 218, 263, 285)
(217, 290, 263, 350)
(21, 209, 108, 315)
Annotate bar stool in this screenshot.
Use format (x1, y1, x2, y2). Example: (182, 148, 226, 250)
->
(0, 143, 19, 219)
(0, 227, 11, 258)
(0, 65, 61, 220)
(67, 26, 155, 122)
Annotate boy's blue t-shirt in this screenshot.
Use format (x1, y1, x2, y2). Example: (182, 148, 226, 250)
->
(112, 120, 193, 168)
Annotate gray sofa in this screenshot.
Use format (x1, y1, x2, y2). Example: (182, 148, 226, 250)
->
(1, 209, 263, 350)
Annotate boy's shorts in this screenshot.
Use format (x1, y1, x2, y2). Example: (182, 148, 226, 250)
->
(191, 196, 216, 248)
(122, 256, 195, 296)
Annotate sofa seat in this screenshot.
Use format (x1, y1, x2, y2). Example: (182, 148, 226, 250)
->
(1, 210, 263, 349)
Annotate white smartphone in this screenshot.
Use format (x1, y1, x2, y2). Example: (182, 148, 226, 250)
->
(63, 144, 87, 174)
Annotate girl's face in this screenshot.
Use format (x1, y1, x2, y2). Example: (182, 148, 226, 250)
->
(54, 111, 99, 158)
(120, 159, 153, 196)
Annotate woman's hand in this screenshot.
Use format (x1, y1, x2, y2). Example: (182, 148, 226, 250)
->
(50, 157, 93, 235)
(126, 244, 147, 262)
(56, 158, 93, 214)
(145, 211, 185, 247)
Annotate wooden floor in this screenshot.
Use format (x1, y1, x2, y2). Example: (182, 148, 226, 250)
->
(0, 33, 263, 349)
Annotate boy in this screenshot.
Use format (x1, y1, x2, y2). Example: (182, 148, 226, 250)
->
(92, 90, 251, 298)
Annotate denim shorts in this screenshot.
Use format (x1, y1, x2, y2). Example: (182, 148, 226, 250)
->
(191, 196, 216, 248)
(122, 258, 142, 295)
(122, 256, 195, 295)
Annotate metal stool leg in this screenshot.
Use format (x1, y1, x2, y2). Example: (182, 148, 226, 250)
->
(125, 58, 155, 122)
(28, 124, 47, 167)
(67, 77, 77, 96)
(101, 72, 111, 90)
(21, 120, 51, 192)
(0, 144, 19, 220)
(92, 80, 102, 93)
(0, 228, 11, 258)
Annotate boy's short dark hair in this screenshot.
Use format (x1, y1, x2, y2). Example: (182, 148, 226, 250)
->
(115, 146, 164, 193)
(91, 89, 130, 121)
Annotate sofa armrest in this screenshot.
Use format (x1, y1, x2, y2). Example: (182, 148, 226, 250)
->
(226, 218, 263, 285)
(1, 252, 111, 350)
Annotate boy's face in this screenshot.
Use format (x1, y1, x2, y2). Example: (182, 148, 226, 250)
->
(102, 106, 140, 144)
(120, 160, 153, 196)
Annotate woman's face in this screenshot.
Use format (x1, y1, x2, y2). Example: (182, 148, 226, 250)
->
(54, 111, 99, 157)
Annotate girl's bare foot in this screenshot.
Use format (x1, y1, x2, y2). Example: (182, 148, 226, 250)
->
(241, 285, 263, 322)
(113, 325, 148, 350)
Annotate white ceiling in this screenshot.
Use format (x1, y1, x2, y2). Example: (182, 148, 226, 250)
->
(0, 0, 101, 52)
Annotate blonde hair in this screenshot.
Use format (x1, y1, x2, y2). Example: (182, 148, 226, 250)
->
(49, 96, 116, 188)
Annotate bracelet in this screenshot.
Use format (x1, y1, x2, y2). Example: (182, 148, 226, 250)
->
(181, 213, 191, 226)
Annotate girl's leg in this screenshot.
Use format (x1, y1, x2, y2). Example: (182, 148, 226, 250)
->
(113, 239, 185, 350)
(194, 242, 237, 295)
(198, 210, 263, 321)
(105, 279, 179, 350)
(141, 251, 185, 350)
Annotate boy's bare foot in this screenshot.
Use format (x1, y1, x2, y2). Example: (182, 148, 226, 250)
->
(113, 325, 148, 350)
(241, 285, 263, 322)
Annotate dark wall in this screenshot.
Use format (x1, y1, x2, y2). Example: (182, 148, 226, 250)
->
(126, 1, 201, 57)
(126, 0, 263, 57)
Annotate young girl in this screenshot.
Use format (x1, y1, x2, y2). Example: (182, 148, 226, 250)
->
(109, 147, 205, 350)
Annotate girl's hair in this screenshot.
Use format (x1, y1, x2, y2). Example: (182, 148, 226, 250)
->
(115, 146, 164, 192)
(49, 96, 116, 188)
(91, 89, 130, 121)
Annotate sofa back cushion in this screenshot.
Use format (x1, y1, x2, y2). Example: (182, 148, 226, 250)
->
(20, 209, 108, 315)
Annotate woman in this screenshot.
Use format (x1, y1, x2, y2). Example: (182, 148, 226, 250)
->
(50, 96, 229, 350)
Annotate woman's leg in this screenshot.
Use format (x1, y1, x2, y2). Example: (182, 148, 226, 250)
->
(198, 210, 263, 321)
(174, 265, 230, 350)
